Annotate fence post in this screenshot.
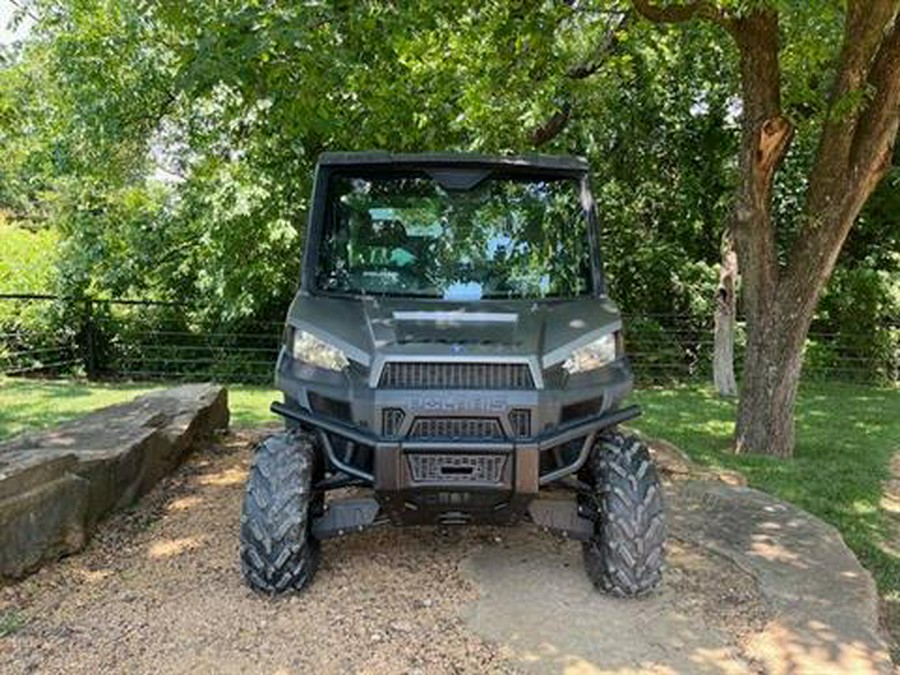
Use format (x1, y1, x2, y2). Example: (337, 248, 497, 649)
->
(83, 298, 97, 379)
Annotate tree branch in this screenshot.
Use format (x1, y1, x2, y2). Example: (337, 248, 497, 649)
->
(632, 0, 726, 26)
(728, 10, 787, 322)
(833, 1, 898, 108)
(634, 2, 787, 320)
(529, 11, 631, 146)
(531, 103, 572, 147)
(807, 0, 899, 208)
(7, 0, 39, 24)
(850, 15, 900, 182)
(782, 11, 900, 317)
(567, 12, 631, 79)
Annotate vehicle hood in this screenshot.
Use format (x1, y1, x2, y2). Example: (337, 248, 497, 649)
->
(285, 294, 622, 369)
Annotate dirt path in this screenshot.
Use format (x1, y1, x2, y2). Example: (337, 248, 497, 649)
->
(0, 430, 513, 673)
(0, 430, 768, 674)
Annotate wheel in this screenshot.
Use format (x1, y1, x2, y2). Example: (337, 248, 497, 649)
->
(240, 431, 321, 594)
(581, 431, 665, 597)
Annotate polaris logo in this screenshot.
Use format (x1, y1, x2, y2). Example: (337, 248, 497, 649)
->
(406, 396, 506, 413)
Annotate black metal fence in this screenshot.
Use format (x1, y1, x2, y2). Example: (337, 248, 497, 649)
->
(1, 294, 897, 385)
(0, 294, 284, 384)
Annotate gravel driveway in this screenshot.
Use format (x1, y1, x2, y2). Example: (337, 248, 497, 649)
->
(0, 429, 767, 674)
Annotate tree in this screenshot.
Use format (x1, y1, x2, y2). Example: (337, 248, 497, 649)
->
(634, 0, 900, 456)
(713, 230, 738, 397)
(3, 1, 895, 402)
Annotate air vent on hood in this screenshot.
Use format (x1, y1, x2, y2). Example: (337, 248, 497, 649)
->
(392, 311, 518, 323)
(396, 335, 519, 346)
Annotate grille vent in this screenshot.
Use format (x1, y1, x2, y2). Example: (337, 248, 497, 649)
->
(508, 409, 532, 438)
(382, 408, 405, 437)
(407, 454, 507, 483)
(378, 362, 534, 390)
(409, 417, 503, 440)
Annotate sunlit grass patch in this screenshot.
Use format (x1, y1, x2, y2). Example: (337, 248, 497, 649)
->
(0, 610, 26, 638)
(632, 380, 900, 654)
(0, 378, 279, 442)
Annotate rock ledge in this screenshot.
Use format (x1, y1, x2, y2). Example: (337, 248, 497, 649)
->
(0, 383, 228, 578)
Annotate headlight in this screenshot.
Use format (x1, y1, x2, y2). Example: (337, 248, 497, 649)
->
(562, 332, 618, 374)
(291, 329, 349, 371)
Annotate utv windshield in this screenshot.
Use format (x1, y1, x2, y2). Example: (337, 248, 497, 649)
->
(315, 170, 594, 300)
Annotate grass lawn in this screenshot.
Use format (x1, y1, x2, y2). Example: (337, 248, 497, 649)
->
(2, 376, 899, 644)
(0, 378, 277, 440)
(631, 381, 900, 650)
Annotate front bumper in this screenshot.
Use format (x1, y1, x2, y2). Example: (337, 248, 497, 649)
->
(274, 342, 637, 524)
(273, 401, 639, 483)
(273, 401, 640, 523)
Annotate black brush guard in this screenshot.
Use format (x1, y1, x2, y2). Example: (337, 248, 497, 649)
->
(271, 401, 640, 486)
(272, 401, 640, 537)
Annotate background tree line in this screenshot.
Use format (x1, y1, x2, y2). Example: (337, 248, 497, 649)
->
(0, 1, 897, 455)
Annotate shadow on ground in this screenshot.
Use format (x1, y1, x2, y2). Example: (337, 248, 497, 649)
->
(633, 382, 900, 660)
(1, 426, 892, 673)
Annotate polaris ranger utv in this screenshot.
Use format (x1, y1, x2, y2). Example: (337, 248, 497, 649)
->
(240, 152, 665, 596)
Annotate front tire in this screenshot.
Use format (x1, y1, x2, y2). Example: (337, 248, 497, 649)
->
(582, 431, 665, 597)
(240, 431, 320, 594)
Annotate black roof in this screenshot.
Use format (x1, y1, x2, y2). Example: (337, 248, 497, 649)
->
(317, 151, 589, 173)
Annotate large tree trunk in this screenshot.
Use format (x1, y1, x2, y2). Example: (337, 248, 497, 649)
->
(713, 234, 738, 397)
(735, 305, 809, 456)
(728, 13, 797, 456)
(726, 6, 899, 456)
(634, 0, 900, 456)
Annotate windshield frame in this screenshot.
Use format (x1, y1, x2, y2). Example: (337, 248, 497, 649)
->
(301, 160, 606, 301)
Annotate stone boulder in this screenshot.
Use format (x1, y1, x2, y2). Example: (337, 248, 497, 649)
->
(0, 383, 228, 578)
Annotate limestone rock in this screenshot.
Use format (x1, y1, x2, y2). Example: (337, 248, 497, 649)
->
(0, 383, 228, 578)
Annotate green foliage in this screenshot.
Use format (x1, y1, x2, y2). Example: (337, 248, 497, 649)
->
(0, 222, 64, 372)
(0, 609, 26, 637)
(0, 46, 57, 222)
(811, 266, 900, 383)
(0, 0, 895, 381)
(0, 219, 58, 295)
(809, 165, 900, 382)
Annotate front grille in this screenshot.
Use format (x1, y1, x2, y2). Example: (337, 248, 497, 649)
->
(379, 361, 534, 390)
(409, 417, 503, 440)
(407, 454, 507, 483)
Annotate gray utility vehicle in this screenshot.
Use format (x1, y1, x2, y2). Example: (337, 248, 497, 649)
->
(240, 152, 665, 596)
